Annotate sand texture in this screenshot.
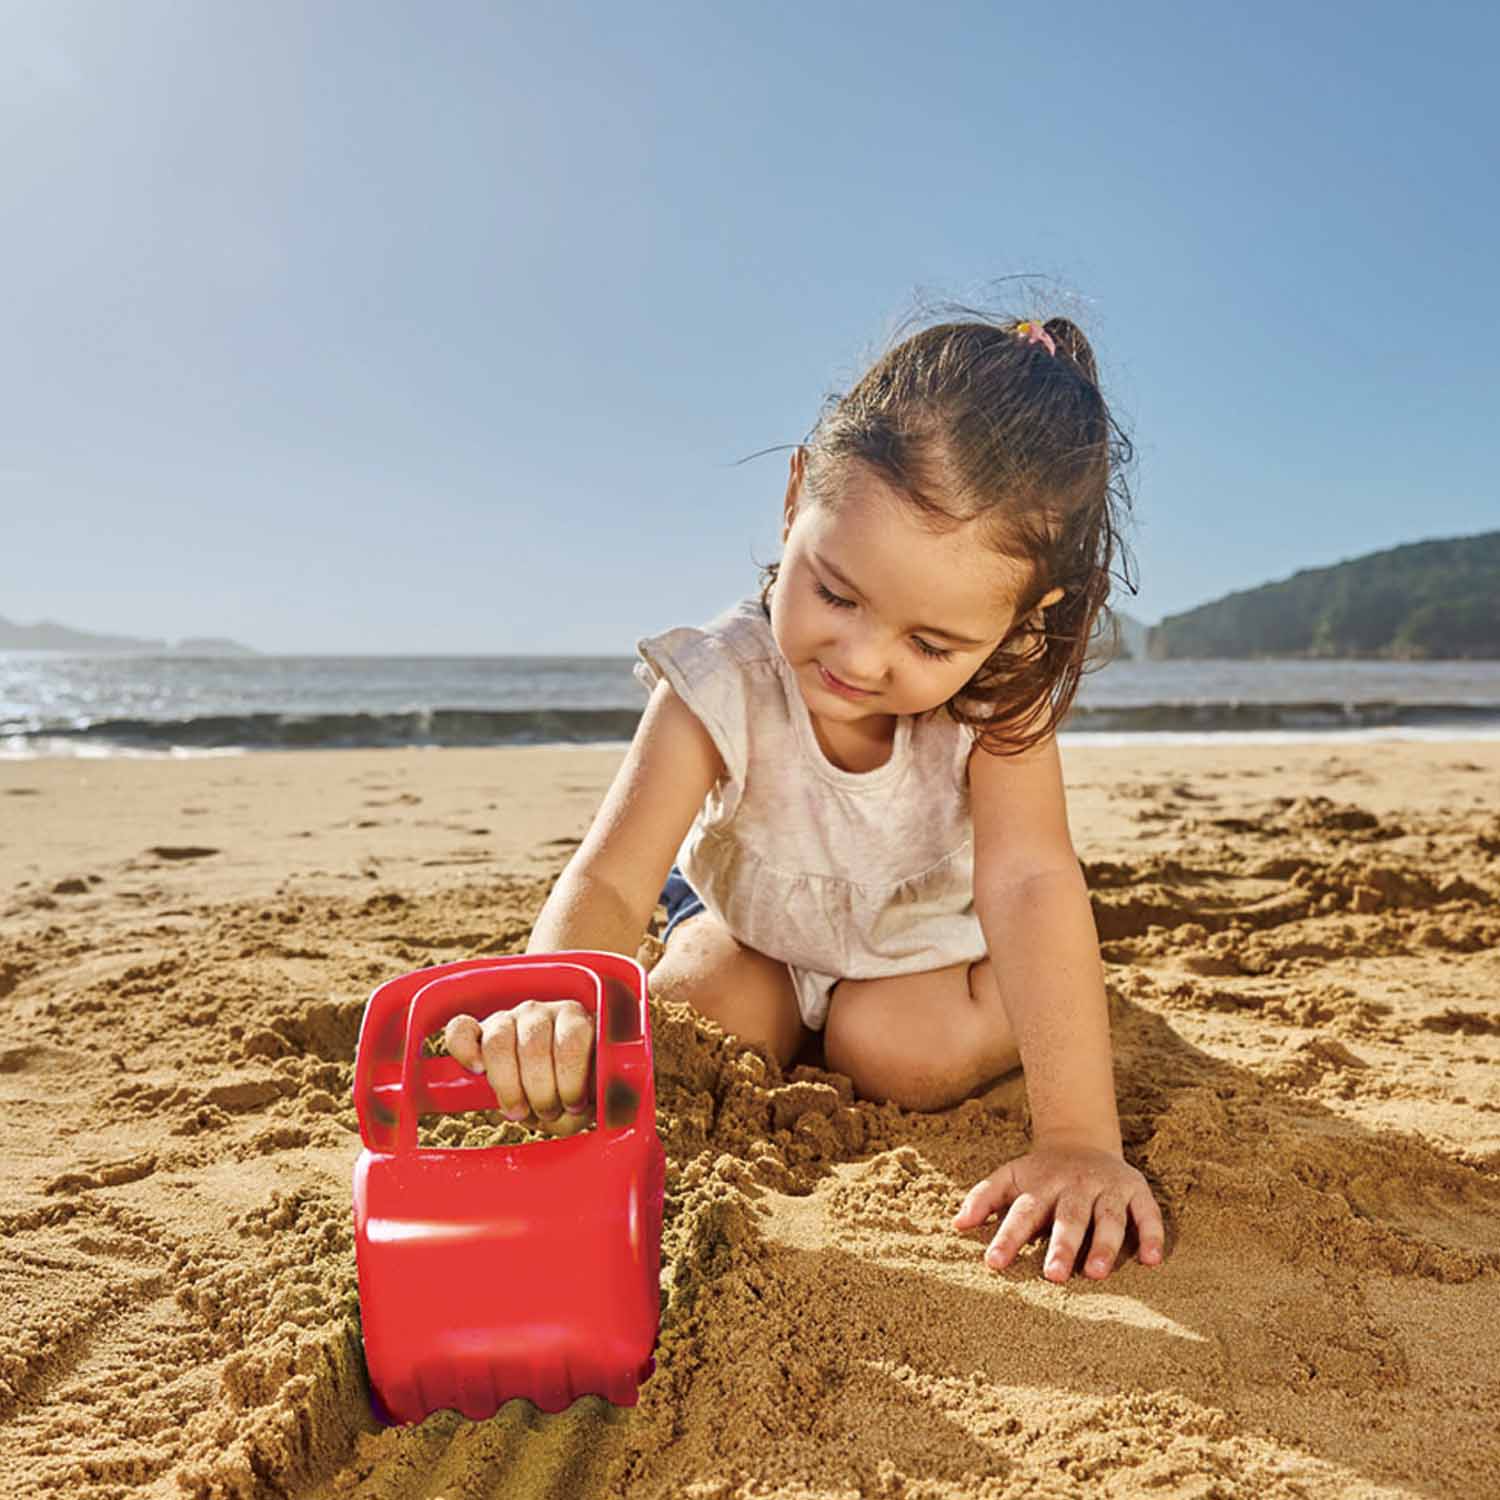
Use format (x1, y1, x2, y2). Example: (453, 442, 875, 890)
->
(2, 738, 1499, 1499)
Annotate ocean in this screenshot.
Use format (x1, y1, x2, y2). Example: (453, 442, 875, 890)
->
(2, 651, 1498, 758)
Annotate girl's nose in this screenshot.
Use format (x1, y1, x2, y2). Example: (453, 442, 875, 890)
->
(834, 626, 888, 690)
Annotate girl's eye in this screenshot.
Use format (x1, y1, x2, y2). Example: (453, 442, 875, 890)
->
(913, 636, 954, 661)
(813, 579, 855, 610)
(812, 578, 955, 662)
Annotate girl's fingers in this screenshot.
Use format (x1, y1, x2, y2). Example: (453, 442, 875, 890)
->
(1083, 1196, 1130, 1279)
(447, 1004, 600, 1131)
(953, 1162, 1019, 1230)
(443, 1014, 483, 1071)
(956, 1161, 1168, 1279)
(985, 1191, 1049, 1269)
(512, 1002, 566, 1121)
(552, 1002, 597, 1116)
(476, 1014, 529, 1120)
(531, 1102, 593, 1138)
(1042, 1191, 1095, 1282)
(1131, 1187, 1167, 1266)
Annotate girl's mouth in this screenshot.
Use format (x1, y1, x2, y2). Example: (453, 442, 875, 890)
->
(818, 663, 874, 699)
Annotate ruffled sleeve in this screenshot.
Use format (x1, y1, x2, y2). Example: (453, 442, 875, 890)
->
(634, 624, 750, 825)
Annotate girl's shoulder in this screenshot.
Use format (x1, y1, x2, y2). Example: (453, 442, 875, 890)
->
(631, 595, 781, 788)
(693, 593, 778, 664)
(634, 594, 777, 685)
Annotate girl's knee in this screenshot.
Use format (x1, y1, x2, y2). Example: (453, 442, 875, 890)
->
(826, 974, 966, 1110)
(649, 923, 806, 1070)
(827, 962, 1015, 1110)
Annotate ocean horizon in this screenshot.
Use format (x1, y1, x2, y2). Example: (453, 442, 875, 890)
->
(3, 651, 1499, 758)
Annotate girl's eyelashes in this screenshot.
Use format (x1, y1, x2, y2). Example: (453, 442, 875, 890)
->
(913, 638, 955, 660)
(811, 578, 955, 661)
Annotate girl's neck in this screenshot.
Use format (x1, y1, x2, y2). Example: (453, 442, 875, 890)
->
(808, 710, 899, 774)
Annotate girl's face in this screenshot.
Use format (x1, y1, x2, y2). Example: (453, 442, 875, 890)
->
(769, 449, 1063, 727)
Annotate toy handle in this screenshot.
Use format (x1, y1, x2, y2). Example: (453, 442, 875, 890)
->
(393, 962, 605, 1152)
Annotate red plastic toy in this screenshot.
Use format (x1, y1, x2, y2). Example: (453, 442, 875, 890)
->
(350, 951, 665, 1425)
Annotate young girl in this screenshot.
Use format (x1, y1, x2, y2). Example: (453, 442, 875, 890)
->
(446, 312, 1166, 1283)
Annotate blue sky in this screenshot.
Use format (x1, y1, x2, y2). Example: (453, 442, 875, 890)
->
(2, 1, 1494, 655)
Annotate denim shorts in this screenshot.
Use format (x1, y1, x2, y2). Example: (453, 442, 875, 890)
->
(659, 863, 706, 944)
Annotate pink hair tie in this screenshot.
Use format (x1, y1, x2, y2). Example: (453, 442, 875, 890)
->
(1015, 320, 1056, 357)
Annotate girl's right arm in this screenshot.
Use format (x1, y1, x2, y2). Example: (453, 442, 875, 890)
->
(527, 675, 725, 956)
(444, 677, 724, 1128)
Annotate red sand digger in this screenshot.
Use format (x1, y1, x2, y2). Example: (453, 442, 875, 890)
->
(350, 952, 666, 1425)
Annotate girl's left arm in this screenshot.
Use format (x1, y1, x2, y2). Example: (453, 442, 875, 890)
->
(955, 730, 1166, 1281)
(972, 866, 1121, 1151)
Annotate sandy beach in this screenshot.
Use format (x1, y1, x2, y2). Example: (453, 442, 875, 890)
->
(2, 735, 1498, 1499)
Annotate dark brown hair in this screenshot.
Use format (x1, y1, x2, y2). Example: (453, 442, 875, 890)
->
(753, 300, 1138, 758)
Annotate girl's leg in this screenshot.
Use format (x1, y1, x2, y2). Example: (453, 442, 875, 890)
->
(823, 957, 1019, 1111)
(649, 903, 810, 1071)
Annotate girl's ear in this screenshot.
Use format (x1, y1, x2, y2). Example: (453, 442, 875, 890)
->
(1009, 588, 1066, 651)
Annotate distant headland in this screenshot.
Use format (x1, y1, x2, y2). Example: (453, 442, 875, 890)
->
(1144, 529, 1498, 661)
(0, 615, 258, 656)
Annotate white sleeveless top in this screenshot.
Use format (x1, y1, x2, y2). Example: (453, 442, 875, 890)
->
(633, 593, 987, 1028)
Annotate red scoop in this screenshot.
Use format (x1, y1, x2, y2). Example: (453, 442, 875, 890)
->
(350, 951, 665, 1425)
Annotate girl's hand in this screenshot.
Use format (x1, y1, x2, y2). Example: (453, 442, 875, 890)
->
(443, 1000, 597, 1138)
(951, 1145, 1165, 1282)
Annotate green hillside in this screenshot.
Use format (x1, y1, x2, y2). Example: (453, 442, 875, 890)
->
(1146, 530, 1499, 660)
